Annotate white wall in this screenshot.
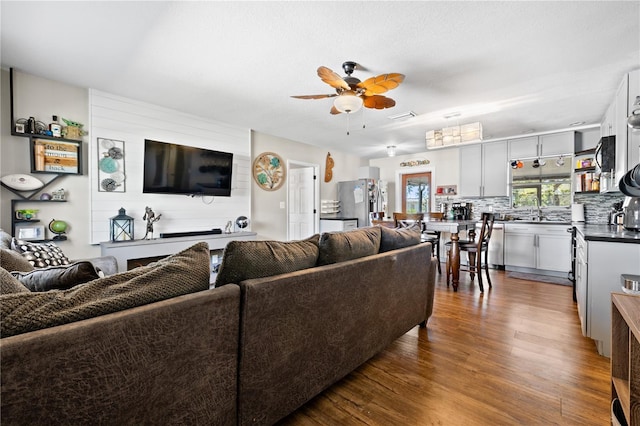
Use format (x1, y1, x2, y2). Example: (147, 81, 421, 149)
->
(370, 148, 460, 216)
(88, 90, 251, 243)
(251, 131, 364, 240)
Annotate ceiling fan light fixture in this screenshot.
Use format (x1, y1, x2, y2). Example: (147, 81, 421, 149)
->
(333, 92, 363, 114)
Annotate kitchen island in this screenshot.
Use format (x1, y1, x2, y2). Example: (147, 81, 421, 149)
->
(575, 224, 640, 357)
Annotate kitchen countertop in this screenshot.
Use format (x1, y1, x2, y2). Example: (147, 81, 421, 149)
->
(575, 223, 640, 244)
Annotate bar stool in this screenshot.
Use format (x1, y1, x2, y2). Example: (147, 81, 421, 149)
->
(422, 212, 443, 274)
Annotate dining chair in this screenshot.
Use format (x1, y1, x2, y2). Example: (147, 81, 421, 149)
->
(392, 212, 424, 229)
(422, 212, 443, 274)
(444, 212, 495, 292)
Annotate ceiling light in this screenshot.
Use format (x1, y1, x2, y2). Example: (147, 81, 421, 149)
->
(386, 145, 397, 157)
(443, 112, 461, 119)
(387, 111, 416, 121)
(426, 122, 483, 148)
(333, 91, 363, 114)
(569, 121, 586, 127)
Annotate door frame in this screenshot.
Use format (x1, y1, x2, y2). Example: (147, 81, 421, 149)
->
(395, 165, 437, 213)
(286, 160, 320, 240)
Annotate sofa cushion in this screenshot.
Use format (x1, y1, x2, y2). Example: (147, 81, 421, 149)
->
(1, 248, 35, 272)
(214, 235, 320, 287)
(0, 242, 211, 338)
(317, 226, 381, 266)
(0, 267, 30, 294)
(379, 224, 422, 252)
(11, 238, 70, 268)
(11, 261, 102, 292)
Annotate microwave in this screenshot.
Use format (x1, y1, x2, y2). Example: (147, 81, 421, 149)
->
(595, 135, 616, 172)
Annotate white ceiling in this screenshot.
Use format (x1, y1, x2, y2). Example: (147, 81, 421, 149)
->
(2, 1, 639, 159)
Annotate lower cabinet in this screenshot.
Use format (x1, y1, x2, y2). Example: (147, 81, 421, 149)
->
(319, 219, 358, 233)
(504, 223, 570, 273)
(576, 236, 640, 357)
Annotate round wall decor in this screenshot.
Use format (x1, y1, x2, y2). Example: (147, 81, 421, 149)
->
(252, 152, 286, 191)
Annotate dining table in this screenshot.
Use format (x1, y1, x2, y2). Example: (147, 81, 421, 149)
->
(371, 217, 477, 291)
(423, 219, 477, 291)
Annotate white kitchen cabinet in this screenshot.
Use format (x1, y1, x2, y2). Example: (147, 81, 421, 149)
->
(504, 223, 570, 273)
(319, 219, 358, 232)
(575, 231, 588, 337)
(504, 231, 536, 268)
(575, 235, 640, 357)
(508, 136, 538, 160)
(539, 132, 575, 157)
(459, 140, 507, 197)
(627, 69, 640, 171)
(508, 133, 574, 160)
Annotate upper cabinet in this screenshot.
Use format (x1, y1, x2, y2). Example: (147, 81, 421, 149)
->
(628, 69, 640, 171)
(459, 140, 508, 197)
(508, 132, 574, 160)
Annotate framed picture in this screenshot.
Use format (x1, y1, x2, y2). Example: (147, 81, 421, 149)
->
(97, 138, 126, 192)
(15, 224, 45, 241)
(252, 152, 286, 191)
(30, 138, 82, 175)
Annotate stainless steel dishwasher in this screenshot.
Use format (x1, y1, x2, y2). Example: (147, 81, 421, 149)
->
(476, 222, 504, 268)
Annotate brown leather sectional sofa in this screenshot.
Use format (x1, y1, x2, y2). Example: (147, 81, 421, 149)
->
(1, 232, 436, 425)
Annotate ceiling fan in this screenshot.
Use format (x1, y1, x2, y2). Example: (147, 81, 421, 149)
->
(291, 61, 405, 115)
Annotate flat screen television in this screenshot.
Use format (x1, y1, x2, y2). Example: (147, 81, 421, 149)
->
(143, 139, 233, 196)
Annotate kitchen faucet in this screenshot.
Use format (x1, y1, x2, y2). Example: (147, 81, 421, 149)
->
(531, 197, 542, 221)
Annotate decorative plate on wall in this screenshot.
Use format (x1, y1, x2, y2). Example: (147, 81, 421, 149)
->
(252, 152, 285, 191)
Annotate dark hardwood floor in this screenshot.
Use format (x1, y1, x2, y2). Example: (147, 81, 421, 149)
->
(279, 269, 610, 425)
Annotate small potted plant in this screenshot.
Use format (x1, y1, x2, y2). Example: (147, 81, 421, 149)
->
(15, 209, 39, 220)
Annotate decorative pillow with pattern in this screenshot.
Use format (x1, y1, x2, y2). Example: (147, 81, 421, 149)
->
(214, 235, 320, 287)
(378, 224, 422, 253)
(0, 242, 211, 338)
(317, 226, 381, 266)
(11, 238, 70, 268)
(11, 261, 102, 292)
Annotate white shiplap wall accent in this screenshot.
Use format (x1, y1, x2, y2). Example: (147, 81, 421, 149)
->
(89, 90, 251, 244)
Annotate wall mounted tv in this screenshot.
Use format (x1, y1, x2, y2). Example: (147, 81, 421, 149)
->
(143, 139, 233, 196)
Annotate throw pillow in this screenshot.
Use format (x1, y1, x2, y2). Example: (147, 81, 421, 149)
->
(0, 267, 30, 294)
(379, 224, 422, 253)
(317, 226, 381, 266)
(11, 238, 70, 268)
(214, 235, 320, 287)
(11, 261, 102, 292)
(1, 248, 35, 272)
(0, 229, 12, 250)
(0, 242, 211, 338)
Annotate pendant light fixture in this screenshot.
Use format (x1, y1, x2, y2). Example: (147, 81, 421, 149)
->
(386, 145, 397, 157)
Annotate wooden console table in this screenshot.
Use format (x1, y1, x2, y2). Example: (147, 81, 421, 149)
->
(100, 232, 257, 272)
(611, 292, 640, 426)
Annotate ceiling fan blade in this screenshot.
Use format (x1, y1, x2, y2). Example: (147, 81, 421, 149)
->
(291, 94, 337, 99)
(330, 105, 342, 115)
(363, 95, 396, 110)
(358, 73, 405, 96)
(317, 66, 350, 91)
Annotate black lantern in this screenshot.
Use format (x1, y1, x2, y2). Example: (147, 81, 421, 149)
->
(110, 207, 134, 242)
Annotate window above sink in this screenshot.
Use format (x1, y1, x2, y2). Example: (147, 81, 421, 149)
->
(510, 157, 572, 208)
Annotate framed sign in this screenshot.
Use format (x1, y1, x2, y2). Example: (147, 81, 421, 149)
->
(252, 152, 285, 191)
(31, 138, 82, 175)
(15, 224, 45, 241)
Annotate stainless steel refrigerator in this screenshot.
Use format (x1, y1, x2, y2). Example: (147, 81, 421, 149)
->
(337, 179, 379, 227)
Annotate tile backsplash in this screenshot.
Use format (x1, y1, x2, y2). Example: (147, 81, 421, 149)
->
(436, 192, 625, 224)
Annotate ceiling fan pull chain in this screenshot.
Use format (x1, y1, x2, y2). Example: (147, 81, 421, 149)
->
(362, 108, 366, 129)
(346, 112, 351, 135)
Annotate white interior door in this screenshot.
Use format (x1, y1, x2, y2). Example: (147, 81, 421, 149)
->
(288, 166, 316, 240)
